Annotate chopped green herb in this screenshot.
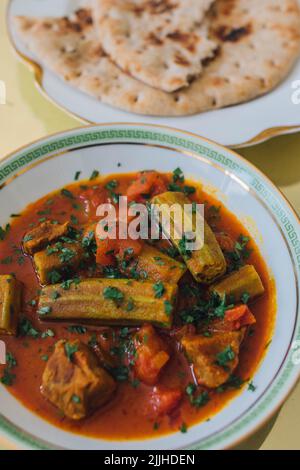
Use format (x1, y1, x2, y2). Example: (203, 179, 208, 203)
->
(164, 300, 172, 316)
(61, 188, 74, 199)
(23, 234, 33, 243)
(47, 270, 62, 284)
(216, 346, 235, 369)
(180, 423, 188, 433)
(248, 381, 257, 392)
(41, 329, 55, 339)
(103, 286, 124, 306)
(173, 167, 184, 183)
(18, 317, 40, 338)
(64, 342, 79, 362)
(0, 369, 16, 386)
(51, 291, 60, 301)
(72, 394, 81, 404)
(70, 214, 79, 225)
(153, 281, 165, 298)
(90, 170, 99, 181)
(126, 298, 135, 312)
(6, 352, 17, 369)
(178, 234, 192, 260)
(37, 306, 52, 316)
(68, 325, 87, 335)
(74, 171, 81, 181)
(0, 224, 10, 241)
(241, 292, 250, 304)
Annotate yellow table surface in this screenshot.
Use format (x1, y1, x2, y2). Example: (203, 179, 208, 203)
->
(0, 0, 299, 450)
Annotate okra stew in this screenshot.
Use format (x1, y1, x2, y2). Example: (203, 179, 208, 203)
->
(0, 169, 275, 440)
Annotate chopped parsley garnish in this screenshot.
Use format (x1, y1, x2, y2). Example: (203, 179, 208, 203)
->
(248, 381, 257, 392)
(126, 298, 135, 312)
(23, 234, 33, 243)
(153, 281, 165, 298)
(105, 180, 118, 191)
(41, 329, 55, 339)
(226, 234, 252, 271)
(179, 423, 188, 433)
(60, 278, 80, 290)
(64, 342, 79, 362)
(74, 171, 81, 181)
(68, 325, 87, 335)
(173, 167, 184, 183)
(178, 234, 192, 260)
(241, 292, 250, 304)
(1, 351, 17, 386)
(51, 291, 60, 301)
(185, 383, 210, 408)
(47, 270, 62, 284)
(0, 224, 10, 241)
(37, 306, 52, 316)
(0, 369, 16, 386)
(70, 214, 79, 225)
(217, 374, 244, 393)
(6, 352, 17, 369)
(72, 394, 81, 404)
(61, 188, 75, 199)
(164, 300, 172, 316)
(216, 346, 235, 369)
(90, 170, 99, 181)
(103, 286, 124, 306)
(18, 317, 40, 338)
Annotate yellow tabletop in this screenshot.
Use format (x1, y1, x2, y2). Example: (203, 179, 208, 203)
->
(0, 0, 299, 450)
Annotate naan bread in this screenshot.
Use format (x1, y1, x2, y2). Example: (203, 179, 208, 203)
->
(13, 1, 300, 117)
(94, 0, 217, 92)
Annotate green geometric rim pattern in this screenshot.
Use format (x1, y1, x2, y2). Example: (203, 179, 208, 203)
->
(0, 124, 299, 450)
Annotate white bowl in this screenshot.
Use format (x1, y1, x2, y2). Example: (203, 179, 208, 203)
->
(0, 123, 299, 450)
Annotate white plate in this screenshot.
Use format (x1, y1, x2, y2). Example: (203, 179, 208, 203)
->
(7, 0, 300, 148)
(0, 123, 299, 450)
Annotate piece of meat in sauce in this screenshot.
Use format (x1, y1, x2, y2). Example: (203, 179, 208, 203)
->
(181, 330, 245, 389)
(41, 339, 116, 420)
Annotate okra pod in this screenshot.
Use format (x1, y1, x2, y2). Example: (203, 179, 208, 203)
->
(38, 278, 177, 328)
(210, 264, 265, 303)
(151, 192, 226, 283)
(33, 241, 88, 285)
(0, 274, 22, 335)
(23, 221, 69, 255)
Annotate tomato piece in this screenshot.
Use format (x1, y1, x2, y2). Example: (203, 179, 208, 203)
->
(96, 238, 116, 266)
(133, 324, 170, 385)
(225, 305, 256, 326)
(79, 188, 104, 218)
(215, 232, 235, 252)
(210, 305, 256, 332)
(150, 386, 182, 416)
(127, 171, 167, 202)
(117, 238, 143, 261)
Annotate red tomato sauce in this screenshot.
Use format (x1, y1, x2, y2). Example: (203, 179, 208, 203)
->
(0, 173, 275, 440)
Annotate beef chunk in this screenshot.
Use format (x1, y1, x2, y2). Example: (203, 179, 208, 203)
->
(41, 340, 116, 419)
(181, 330, 244, 388)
